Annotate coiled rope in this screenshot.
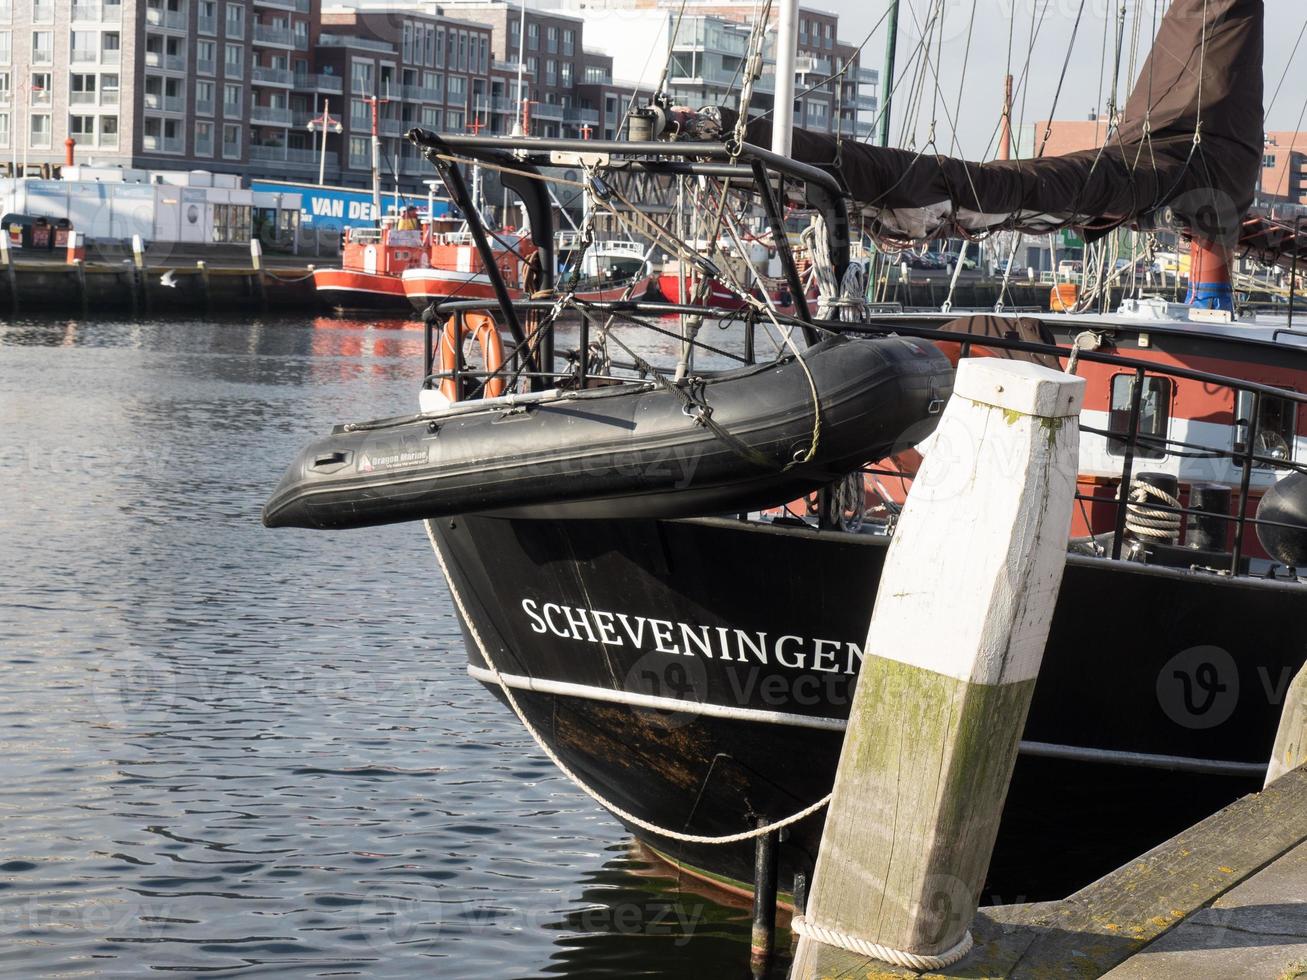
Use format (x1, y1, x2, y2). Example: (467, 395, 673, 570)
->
(802, 214, 867, 323)
(1125, 480, 1182, 541)
(791, 915, 974, 970)
(424, 520, 832, 845)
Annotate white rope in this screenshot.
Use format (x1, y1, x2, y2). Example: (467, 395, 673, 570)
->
(424, 519, 832, 845)
(802, 214, 867, 323)
(791, 915, 974, 970)
(1125, 481, 1182, 541)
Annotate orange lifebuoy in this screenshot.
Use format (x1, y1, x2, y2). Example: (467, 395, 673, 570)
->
(439, 313, 506, 402)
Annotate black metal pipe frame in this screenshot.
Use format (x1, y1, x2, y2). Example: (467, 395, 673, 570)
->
(1290, 216, 1301, 331)
(422, 141, 529, 349)
(1110, 367, 1147, 561)
(749, 159, 815, 334)
(1230, 390, 1261, 573)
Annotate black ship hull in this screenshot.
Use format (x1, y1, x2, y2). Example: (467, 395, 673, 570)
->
(431, 514, 1307, 903)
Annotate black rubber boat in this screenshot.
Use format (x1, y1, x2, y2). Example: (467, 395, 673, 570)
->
(263, 334, 953, 530)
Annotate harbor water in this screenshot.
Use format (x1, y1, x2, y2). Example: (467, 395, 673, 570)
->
(0, 314, 785, 978)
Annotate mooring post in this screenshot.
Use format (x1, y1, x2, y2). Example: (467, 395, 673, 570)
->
(196, 260, 211, 313)
(1266, 662, 1307, 787)
(131, 234, 147, 314)
(790, 359, 1084, 975)
(750, 818, 779, 977)
(0, 234, 15, 312)
(250, 238, 268, 312)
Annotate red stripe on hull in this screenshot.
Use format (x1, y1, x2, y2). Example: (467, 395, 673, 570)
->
(313, 269, 411, 313)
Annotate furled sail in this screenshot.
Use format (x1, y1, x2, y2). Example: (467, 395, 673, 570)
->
(720, 0, 1263, 247)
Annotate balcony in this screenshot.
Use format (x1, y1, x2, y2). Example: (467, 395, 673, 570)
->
(251, 66, 293, 86)
(99, 131, 120, 149)
(853, 66, 878, 84)
(101, 48, 121, 65)
(31, 89, 52, 107)
(70, 90, 98, 106)
(401, 84, 441, 103)
(71, 48, 98, 64)
(294, 73, 343, 94)
(318, 33, 394, 55)
(195, 137, 214, 156)
(253, 0, 295, 9)
(143, 134, 184, 153)
(249, 144, 338, 170)
(197, 57, 215, 74)
(33, 2, 54, 22)
(379, 118, 403, 137)
(71, 3, 103, 21)
(253, 24, 294, 48)
(563, 106, 599, 124)
(102, 89, 120, 105)
(222, 140, 241, 158)
(250, 104, 293, 125)
(145, 7, 187, 29)
(32, 49, 54, 66)
(198, 13, 216, 33)
(195, 97, 214, 114)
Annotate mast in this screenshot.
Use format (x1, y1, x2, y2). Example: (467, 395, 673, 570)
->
(369, 93, 383, 225)
(998, 74, 1013, 161)
(877, 0, 900, 148)
(771, 0, 798, 156)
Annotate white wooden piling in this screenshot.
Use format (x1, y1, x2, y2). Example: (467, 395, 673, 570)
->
(1266, 663, 1307, 787)
(791, 358, 1084, 974)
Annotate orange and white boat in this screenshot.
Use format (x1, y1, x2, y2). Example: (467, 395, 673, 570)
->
(313, 218, 435, 314)
(401, 231, 534, 314)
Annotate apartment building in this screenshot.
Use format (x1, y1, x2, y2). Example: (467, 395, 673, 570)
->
(552, 0, 877, 139)
(1261, 131, 1307, 207)
(440, 2, 608, 139)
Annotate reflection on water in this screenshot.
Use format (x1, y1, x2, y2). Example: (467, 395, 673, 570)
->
(0, 314, 785, 978)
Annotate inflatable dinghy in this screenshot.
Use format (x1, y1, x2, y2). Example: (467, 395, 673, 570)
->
(263, 334, 953, 529)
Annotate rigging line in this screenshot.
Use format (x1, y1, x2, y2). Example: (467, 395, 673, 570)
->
(859, 0, 942, 144)
(1034, 0, 1088, 160)
(945, 0, 978, 160)
(1266, 11, 1307, 123)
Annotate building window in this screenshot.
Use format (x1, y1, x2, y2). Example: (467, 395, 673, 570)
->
(225, 3, 243, 38)
(420, 105, 439, 129)
(223, 81, 241, 113)
(69, 114, 96, 142)
(197, 39, 215, 73)
(31, 30, 53, 64)
(222, 122, 240, 157)
(445, 108, 463, 130)
(100, 114, 118, 147)
(101, 73, 119, 105)
(348, 135, 368, 167)
(29, 112, 51, 148)
(225, 43, 242, 73)
(30, 71, 51, 106)
(560, 62, 572, 86)
(0, 32, 10, 65)
(562, 29, 574, 56)
(527, 22, 538, 50)
(546, 25, 557, 52)
(102, 32, 120, 64)
(0, 113, 8, 149)
(446, 74, 465, 103)
(71, 30, 97, 63)
(195, 119, 213, 154)
(1264, 154, 1277, 169)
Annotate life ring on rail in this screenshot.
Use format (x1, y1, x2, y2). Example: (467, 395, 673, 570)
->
(439, 312, 506, 402)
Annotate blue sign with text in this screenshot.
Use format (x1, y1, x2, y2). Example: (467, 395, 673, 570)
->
(249, 180, 452, 233)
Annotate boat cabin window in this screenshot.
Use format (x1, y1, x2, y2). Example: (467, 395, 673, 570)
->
(1107, 374, 1172, 459)
(1234, 390, 1297, 469)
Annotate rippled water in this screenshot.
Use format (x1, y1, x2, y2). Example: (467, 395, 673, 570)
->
(0, 314, 784, 978)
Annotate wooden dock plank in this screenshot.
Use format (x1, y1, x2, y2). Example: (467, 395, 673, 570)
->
(796, 766, 1307, 978)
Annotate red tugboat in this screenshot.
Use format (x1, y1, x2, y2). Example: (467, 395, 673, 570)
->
(312, 210, 433, 314)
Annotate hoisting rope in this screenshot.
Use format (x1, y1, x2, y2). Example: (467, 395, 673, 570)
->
(801, 213, 867, 322)
(424, 520, 832, 845)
